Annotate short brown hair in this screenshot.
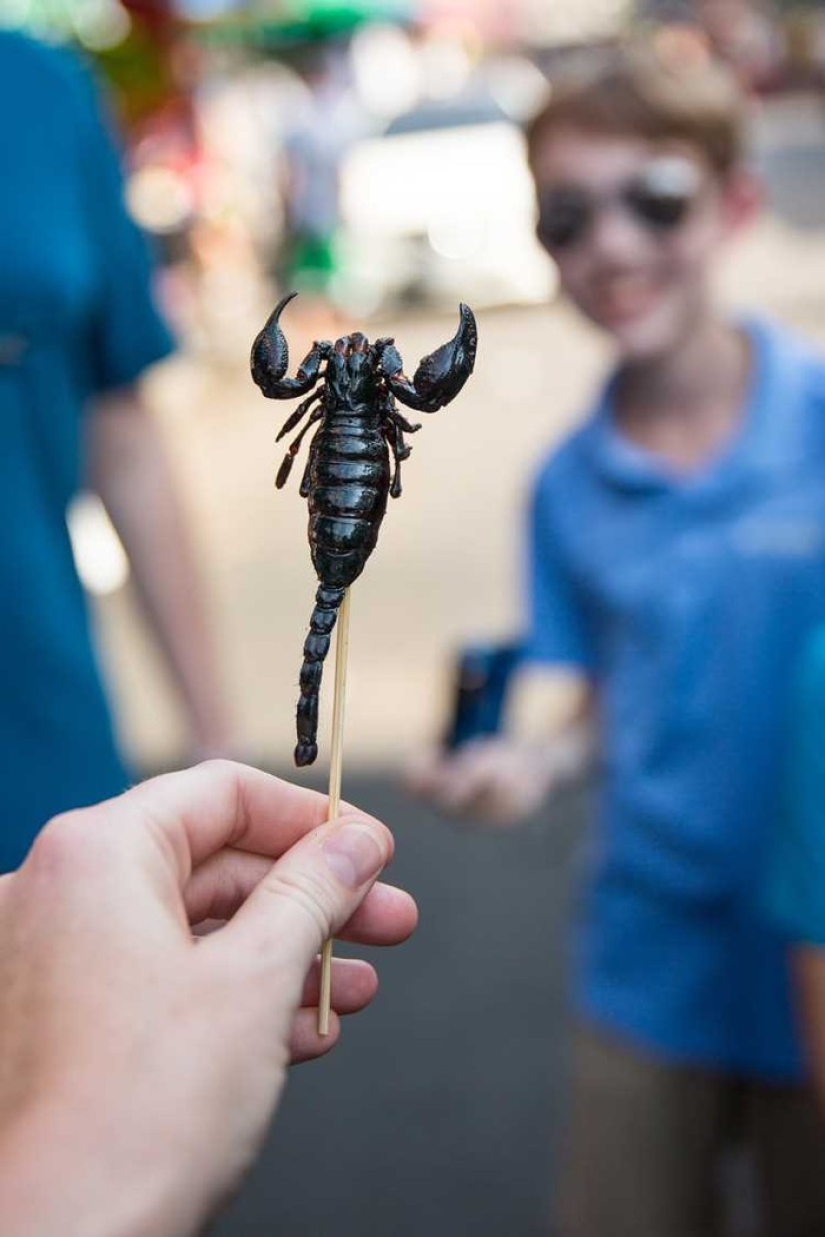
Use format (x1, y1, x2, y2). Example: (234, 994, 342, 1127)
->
(526, 43, 747, 178)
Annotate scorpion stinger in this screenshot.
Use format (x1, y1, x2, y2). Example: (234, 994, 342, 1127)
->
(385, 303, 478, 413)
(250, 291, 330, 400)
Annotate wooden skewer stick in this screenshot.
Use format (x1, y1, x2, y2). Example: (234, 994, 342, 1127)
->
(318, 587, 351, 1036)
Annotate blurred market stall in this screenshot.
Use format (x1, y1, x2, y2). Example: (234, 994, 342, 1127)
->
(8, 0, 820, 326)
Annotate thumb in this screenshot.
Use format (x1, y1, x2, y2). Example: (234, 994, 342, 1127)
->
(211, 816, 392, 988)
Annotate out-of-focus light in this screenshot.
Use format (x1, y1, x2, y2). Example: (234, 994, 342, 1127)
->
(486, 56, 550, 122)
(68, 493, 129, 597)
(342, 122, 530, 236)
(528, 0, 631, 44)
(126, 166, 195, 234)
(428, 209, 484, 260)
(652, 25, 713, 70)
(0, 0, 32, 30)
(419, 36, 472, 101)
(173, 0, 244, 16)
(350, 23, 419, 120)
(73, 0, 131, 50)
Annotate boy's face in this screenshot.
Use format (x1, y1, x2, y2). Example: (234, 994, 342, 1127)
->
(531, 126, 749, 359)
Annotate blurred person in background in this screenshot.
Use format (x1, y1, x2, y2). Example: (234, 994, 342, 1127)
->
(649, 0, 781, 94)
(0, 760, 417, 1236)
(694, 0, 779, 91)
(0, 28, 232, 872)
(276, 47, 364, 318)
(411, 45, 825, 1236)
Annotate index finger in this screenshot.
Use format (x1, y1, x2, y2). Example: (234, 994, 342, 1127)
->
(105, 760, 369, 886)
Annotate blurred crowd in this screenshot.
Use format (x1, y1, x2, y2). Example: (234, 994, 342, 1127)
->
(7, 2, 825, 1236)
(12, 0, 825, 331)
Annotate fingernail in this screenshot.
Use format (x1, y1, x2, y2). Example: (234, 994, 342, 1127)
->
(322, 823, 386, 890)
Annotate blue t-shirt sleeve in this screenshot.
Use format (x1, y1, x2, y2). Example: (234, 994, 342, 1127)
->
(74, 62, 174, 393)
(523, 463, 593, 670)
(766, 630, 825, 946)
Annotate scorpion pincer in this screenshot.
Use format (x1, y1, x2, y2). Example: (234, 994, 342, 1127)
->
(251, 292, 478, 766)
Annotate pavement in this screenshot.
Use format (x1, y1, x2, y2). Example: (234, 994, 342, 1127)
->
(209, 774, 585, 1237)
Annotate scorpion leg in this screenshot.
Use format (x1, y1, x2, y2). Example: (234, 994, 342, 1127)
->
(385, 406, 422, 436)
(384, 415, 412, 461)
(251, 291, 331, 399)
(275, 389, 322, 443)
(384, 303, 477, 413)
(299, 454, 313, 498)
(383, 421, 410, 498)
(275, 408, 323, 489)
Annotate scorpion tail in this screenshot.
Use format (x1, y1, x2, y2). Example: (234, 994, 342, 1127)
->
(294, 584, 346, 767)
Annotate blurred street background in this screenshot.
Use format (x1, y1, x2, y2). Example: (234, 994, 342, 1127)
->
(6, 0, 825, 1231)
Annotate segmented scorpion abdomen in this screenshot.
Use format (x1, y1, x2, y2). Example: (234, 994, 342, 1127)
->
(296, 412, 390, 764)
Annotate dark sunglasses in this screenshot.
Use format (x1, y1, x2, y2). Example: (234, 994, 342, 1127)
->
(536, 156, 704, 253)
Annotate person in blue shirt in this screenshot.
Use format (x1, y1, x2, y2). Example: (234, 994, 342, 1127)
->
(412, 45, 825, 1236)
(0, 30, 232, 870)
(767, 631, 825, 1105)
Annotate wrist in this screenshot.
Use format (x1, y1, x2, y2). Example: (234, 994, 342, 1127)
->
(518, 737, 562, 794)
(545, 724, 593, 787)
(0, 1099, 204, 1237)
(510, 732, 587, 796)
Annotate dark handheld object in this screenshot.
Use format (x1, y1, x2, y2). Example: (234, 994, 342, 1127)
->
(443, 642, 524, 751)
(251, 292, 477, 766)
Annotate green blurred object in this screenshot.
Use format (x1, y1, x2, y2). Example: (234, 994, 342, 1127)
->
(0, 0, 407, 43)
(95, 23, 177, 129)
(280, 227, 339, 294)
(195, 1, 410, 50)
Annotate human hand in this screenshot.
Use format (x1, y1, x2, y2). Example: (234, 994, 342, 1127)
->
(0, 761, 417, 1237)
(405, 737, 559, 823)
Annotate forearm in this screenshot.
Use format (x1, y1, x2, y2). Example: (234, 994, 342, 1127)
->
(542, 718, 595, 789)
(0, 1103, 204, 1237)
(85, 393, 231, 752)
(507, 662, 595, 785)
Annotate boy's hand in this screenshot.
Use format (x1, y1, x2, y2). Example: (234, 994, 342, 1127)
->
(406, 737, 561, 823)
(0, 762, 417, 1237)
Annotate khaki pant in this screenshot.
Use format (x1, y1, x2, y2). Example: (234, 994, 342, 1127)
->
(557, 1025, 825, 1237)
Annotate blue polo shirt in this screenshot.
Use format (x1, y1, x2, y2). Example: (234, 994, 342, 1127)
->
(526, 316, 825, 1079)
(0, 33, 174, 869)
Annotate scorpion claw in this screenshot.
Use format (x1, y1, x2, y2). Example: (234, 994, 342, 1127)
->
(387, 304, 477, 413)
(250, 292, 296, 393)
(251, 292, 325, 399)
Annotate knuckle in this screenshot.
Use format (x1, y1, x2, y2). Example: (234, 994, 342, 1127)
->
(28, 809, 100, 874)
(197, 757, 244, 780)
(262, 866, 335, 940)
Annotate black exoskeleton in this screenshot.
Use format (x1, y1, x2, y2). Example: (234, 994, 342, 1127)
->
(251, 292, 478, 766)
